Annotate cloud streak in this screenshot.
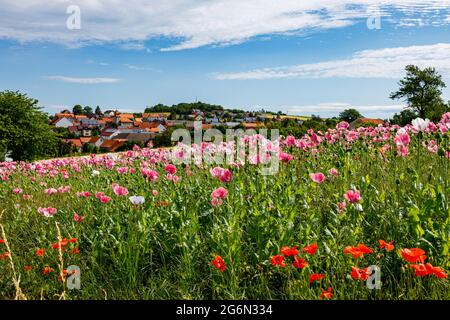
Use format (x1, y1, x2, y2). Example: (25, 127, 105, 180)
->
(0, 1, 449, 51)
(215, 43, 450, 80)
(44, 75, 120, 84)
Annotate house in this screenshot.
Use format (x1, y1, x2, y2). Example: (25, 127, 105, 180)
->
(68, 126, 81, 136)
(88, 136, 103, 148)
(100, 139, 126, 152)
(62, 139, 83, 152)
(349, 118, 385, 129)
(53, 117, 74, 128)
(142, 113, 170, 122)
(225, 122, 240, 128)
(243, 122, 265, 129)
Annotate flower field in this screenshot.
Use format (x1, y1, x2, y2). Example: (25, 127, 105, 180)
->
(1, 116, 450, 300)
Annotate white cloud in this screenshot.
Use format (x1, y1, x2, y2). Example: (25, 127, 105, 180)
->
(286, 103, 405, 118)
(123, 64, 154, 71)
(215, 43, 450, 80)
(0, 1, 449, 51)
(44, 75, 120, 84)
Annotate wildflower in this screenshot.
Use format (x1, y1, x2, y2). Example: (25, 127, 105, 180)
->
(211, 187, 228, 199)
(410, 264, 429, 277)
(12, 188, 23, 194)
(350, 266, 371, 280)
(165, 164, 177, 175)
(344, 189, 361, 203)
(112, 184, 129, 196)
(320, 287, 333, 299)
(72, 248, 80, 255)
(271, 255, 286, 267)
(91, 170, 100, 177)
(292, 257, 309, 269)
(212, 255, 226, 272)
(328, 168, 339, 176)
(379, 240, 395, 251)
(69, 238, 77, 243)
(302, 243, 318, 256)
(152, 190, 158, 196)
(99, 195, 111, 203)
(44, 188, 58, 195)
(309, 172, 326, 184)
(23, 194, 31, 200)
(37, 207, 57, 217)
(410, 263, 447, 278)
(411, 118, 430, 132)
(24, 265, 33, 272)
(43, 266, 54, 275)
(36, 249, 45, 257)
(280, 246, 299, 257)
(400, 248, 426, 263)
(338, 201, 347, 214)
(73, 213, 85, 222)
(211, 197, 223, 207)
(309, 273, 326, 283)
(0, 239, 5, 244)
(344, 245, 372, 259)
(129, 196, 145, 205)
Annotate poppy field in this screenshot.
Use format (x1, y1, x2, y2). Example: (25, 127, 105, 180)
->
(0, 116, 449, 300)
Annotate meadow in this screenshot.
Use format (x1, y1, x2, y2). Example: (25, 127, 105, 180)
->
(0, 116, 449, 300)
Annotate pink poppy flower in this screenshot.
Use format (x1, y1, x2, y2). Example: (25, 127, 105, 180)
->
(112, 184, 129, 196)
(211, 197, 223, 207)
(99, 195, 111, 204)
(73, 213, 85, 222)
(344, 189, 361, 203)
(328, 168, 339, 176)
(38, 207, 58, 217)
(211, 187, 228, 199)
(310, 172, 326, 184)
(165, 164, 177, 175)
(152, 190, 158, 196)
(12, 188, 23, 194)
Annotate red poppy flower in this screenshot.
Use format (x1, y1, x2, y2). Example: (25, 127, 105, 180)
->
(292, 256, 309, 269)
(212, 255, 226, 272)
(401, 248, 426, 263)
(70, 238, 77, 243)
(271, 255, 286, 267)
(356, 244, 373, 254)
(24, 265, 33, 272)
(350, 266, 371, 280)
(280, 246, 299, 257)
(309, 273, 325, 283)
(379, 240, 395, 251)
(36, 248, 45, 257)
(43, 266, 54, 275)
(302, 243, 318, 256)
(410, 264, 429, 277)
(72, 248, 80, 255)
(0, 239, 5, 244)
(344, 246, 364, 258)
(3, 252, 10, 259)
(60, 238, 69, 246)
(320, 287, 333, 299)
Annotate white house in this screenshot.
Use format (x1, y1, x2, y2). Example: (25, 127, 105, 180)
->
(54, 117, 74, 128)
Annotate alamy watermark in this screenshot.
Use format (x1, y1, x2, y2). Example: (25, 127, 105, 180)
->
(66, 5, 81, 30)
(170, 122, 280, 175)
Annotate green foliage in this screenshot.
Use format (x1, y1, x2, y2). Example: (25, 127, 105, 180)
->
(339, 109, 363, 123)
(390, 65, 446, 119)
(145, 101, 224, 115)
(0, 90, 58, 161)
(390, 109, 418, 126)
(72, 104, 84, 115)
(83, 106, 94, 116)
(95, 106, 102, 116)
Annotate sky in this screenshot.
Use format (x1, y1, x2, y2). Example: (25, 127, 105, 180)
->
(1, 1, 450, 119)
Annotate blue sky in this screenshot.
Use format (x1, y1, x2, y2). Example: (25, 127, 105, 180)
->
(1, 1, 450, 119)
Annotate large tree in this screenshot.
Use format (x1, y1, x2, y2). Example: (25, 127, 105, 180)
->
(95, 106, 103, 116)
(73, 104, 84, 115)
(339, 108, 363, 123)
(0, 90, 58, 161)
(390, 65, 446, 120)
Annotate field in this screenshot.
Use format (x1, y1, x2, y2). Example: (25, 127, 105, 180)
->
(0, 116, 449, 300)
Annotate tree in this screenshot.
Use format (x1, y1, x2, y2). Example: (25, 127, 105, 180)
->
(390, 65, 446, 119)
(95, 106, 103, 116)
(0, 90, 58, 161)
(390, 109, 417, 126)
(73, 104, 84, 115)
(339, 109, 362, 123)
(83, 106, 94, 116)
